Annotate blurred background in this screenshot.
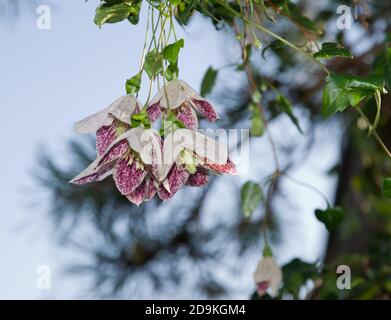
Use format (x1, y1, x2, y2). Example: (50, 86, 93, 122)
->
(0, 0, 390, 299)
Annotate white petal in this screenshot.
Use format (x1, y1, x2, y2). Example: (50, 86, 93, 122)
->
(73, 95, 140, 133)
(253, 257, 283, 297)
(158, 129, 228, 181)
(148, 80, 202, 110)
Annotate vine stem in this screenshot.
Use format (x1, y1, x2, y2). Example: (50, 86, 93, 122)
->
(356, 107, 391, 159)
(282, 172, 331, 208)
(215, 0, 330, 74)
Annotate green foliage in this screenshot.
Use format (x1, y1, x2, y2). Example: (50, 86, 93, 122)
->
(275, 93, 303, 133)
(314, 207, 345, 232)
(314, 42, 353, 60)
(144, 49, 163, 79)
(281, 259, 318, 298)
(94, 0, 142, 28)
(269, 0, 319, 33)
(162, 39, 184, 64)
(200, 67, 218, 97)
(131, 108, 151, 128)
(240, 181, 263, 218)
(383, 178, 391, 198)
(322, 73, 385, 117)
(125, 71, 142, 95)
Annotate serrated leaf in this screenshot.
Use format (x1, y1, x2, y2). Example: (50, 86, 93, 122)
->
(144, 49, 163, 79)
(315, 207, 345, 231)
(162, 39, 184, 65)
(275, 93, 303, 133)
(200, 67, 218, 97)
(240, 181, 263, 218)
(314, 42, 353, 59)
(125, 71, 142, 95)
(382, 178, 391, 198)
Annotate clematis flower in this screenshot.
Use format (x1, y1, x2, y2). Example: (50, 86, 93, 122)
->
(73, 95, 141, 155)
(156, 129, 237, 200)
(147, 79, 219, 129)
(253, 256, 283, 298)
(70, 127, 162, 206)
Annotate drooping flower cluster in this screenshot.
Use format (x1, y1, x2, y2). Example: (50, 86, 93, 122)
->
(70, 80, 237, 205)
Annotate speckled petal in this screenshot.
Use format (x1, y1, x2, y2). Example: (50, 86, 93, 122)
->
(96, 122, 117, 155)
(186, 168, 209, 187)
(98, 139, 129, 167)
(70, 160, 113, 185)
(113, 158, 147, 195)
(191, 98, 219, 122)
(158, 165, 190, 200)
(126, 179, 147, 206)
(176, 103, 198, 129)
(147, 102, 162, 122)
(145, 176, 158, 200)
(202, 159, 237, 175)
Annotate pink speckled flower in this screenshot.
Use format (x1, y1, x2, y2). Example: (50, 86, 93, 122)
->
(147, 80, 219, 129)
(156, 129, 237, 200)
(73, 95, 141, 155)
(70, 127, 162, 206)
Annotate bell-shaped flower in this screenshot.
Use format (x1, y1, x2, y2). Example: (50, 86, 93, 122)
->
(253, 256, 283, 298)
(73, 95, 141, 155)
(147, 80, 219, 129)
(70, 127, 162, 206)
(156, 129, 237, 200)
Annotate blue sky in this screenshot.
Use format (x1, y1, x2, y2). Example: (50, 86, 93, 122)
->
(0, 0, 336, 299)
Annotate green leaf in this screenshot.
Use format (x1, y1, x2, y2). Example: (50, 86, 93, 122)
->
(275, 93, 303, 134)
(162, 39, 184, 65)
(94, 1, 141, 28)
(144, 49, 163, 79)
(282, 258, 318, 299)
(165, 63, 179, 81)
(382, 178, 391, 198)
(131, 109, 151, 128)
(249, 103, 264, 137)
(240, 181, 263, 218)
(315, 207, 345, 231)
(322, 73, 385, 117)
(200, 67, 218, 97)
(125, 71, 142, 95)
(314, 42, 353, 59)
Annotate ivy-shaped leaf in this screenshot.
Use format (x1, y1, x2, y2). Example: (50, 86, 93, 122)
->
(200, 66, 218, 97)
(125, 71, 142, 95)
(322, 73, 385, 117)
(144, 49, 163, 79)
(275, 93, 303, 134)
(314, 42, 353, 60)
(314, 207, 345, 232)
(240, 181, 263, 218)
(382, 178, 391, 198)
(162, 39, 184, 65)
